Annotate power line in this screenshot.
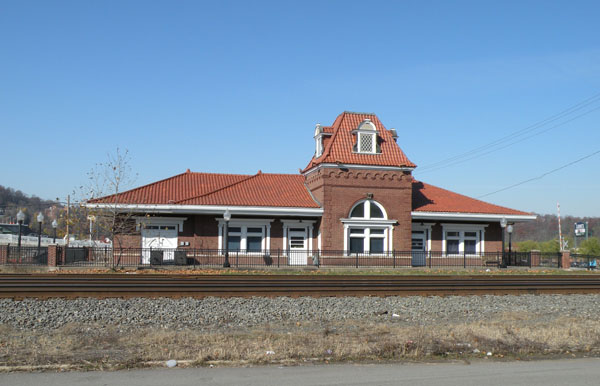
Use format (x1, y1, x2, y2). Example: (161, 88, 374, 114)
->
(417, 104, 600, 175)
(477, 149, 600, 199)
(417, 91, 600, 173)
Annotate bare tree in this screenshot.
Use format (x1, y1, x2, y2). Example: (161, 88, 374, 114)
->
(83, 148, 138, 268)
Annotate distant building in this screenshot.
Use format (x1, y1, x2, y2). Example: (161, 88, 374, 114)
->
(0, 223, 35, 236)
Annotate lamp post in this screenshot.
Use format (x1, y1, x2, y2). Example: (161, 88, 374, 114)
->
(507, 224, 513, 266)
(16, 210, 25, 262)
(16, 210, 25, 249)
(36, 212, 44, 257)
(223, 209, 231, 268)
(500, 217, 507, 268)
(52, 219, 58, 244)
(87, 215, 96, 241)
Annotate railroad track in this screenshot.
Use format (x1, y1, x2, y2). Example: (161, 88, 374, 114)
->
(1, 274, 600, 298)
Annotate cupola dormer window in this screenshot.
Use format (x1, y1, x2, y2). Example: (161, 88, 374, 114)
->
(314, 124, 324, 158)
(353, 119, 379, 154)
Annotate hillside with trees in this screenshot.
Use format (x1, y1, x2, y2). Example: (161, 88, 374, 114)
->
(512, 214, 599, 254)
(0, 185, 94, 240)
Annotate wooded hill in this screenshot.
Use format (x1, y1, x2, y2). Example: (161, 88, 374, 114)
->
(0, 185, 61, 225)
(513, 214, 599, 243)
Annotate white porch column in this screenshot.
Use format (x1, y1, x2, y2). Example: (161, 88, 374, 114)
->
(308, 225, 313, 254)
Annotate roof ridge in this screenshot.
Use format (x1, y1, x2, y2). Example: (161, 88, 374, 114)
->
(174, 172, 261, 204)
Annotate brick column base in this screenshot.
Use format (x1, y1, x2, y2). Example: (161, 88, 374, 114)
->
(0, 245, 8, 265)
(48, 245, 58, 267)
(530, 250, 541, 267)
(561, 251, 571, 269)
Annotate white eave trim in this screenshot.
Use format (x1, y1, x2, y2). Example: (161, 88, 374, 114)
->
(411, 211, 537, 222)
(85, 203, 323, 217)
(303, 163, 415, 175)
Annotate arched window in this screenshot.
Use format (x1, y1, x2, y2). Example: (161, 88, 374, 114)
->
(349, 200, 387, 219)
(353, 119, 379, 154)
(344, 200, 392, 254)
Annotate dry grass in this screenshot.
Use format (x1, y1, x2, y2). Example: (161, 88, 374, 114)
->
(2, 313, 600, 370)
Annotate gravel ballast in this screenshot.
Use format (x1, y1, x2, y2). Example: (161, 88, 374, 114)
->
(1, 294, 599, 331)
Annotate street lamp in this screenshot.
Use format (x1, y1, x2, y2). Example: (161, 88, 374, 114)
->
(507, 224, 514, 266)
(52, 219, 58, 243)
(500, 217, 507, 268)
(16, 210, 25, 262)
(223, 209, 231, 268)
(36, 212, 44, 257)
(16, 210, 25, 249)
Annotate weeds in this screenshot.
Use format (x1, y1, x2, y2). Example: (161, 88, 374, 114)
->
(2, 313, 600, 369)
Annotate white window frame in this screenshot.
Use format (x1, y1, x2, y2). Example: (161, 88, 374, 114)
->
(358, 132, 376, 154)
(353, 119, 378, 154)
(134, 216, 186, 232)
(348, 199, 388, 220)
(342, 199, 395, 255)
(314, 124, 324, 158)
(441, 224, 487, 255)
(217, 218, 273, 253)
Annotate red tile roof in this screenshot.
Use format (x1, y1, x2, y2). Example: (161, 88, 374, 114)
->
(89, 171, 321, 208)
(303, 111, 416, 172)
(412, 180, 531, 215)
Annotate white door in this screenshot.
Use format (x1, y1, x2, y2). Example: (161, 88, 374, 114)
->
(141, 226, 178, 263)
(288, 228, 308, 266)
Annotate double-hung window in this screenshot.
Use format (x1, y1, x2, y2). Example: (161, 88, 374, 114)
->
(442, 225, 486, 255)
(218, 219, 273, 253)
(226, 226, 264, 252)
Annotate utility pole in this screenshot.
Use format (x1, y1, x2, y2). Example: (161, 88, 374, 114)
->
(66, 195, 70, 246)
(586, 221, 589, 241)
(557, 202, 563, 251)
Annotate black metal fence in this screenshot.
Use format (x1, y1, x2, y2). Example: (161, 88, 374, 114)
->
(6, 246, 48, 265)
(0, 247, 568, 269)
(570, 254, 600, 269)
(0, 246, 585, 269)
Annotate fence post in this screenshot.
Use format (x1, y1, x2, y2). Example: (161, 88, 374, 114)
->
(236, 250, 239, 268)
(529, 251, 532, 268)
(428, 250, 432, 268)
(355, 253, 359, 268)
(277, 248, 280, 268)
(47, 245, 58, 267)
(393, 250, 396, 269)
(463, 249, 466, 269)
(0, 245, 8, 265)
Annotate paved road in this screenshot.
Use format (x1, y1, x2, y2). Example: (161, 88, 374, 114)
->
(2, 358, 600, 386)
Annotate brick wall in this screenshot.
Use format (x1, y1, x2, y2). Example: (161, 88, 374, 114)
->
(305, 167, 413, 250)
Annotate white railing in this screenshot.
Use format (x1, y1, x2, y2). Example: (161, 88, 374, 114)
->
(0, 234, 111, 248)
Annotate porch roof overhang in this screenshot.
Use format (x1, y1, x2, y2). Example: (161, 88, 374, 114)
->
(411, 211, 537, 223)
(85, 203, 324, 217)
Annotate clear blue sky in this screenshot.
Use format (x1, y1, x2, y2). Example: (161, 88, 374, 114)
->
(1, 0, 599, 216)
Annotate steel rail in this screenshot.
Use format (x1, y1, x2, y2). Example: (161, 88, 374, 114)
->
(1, 274, 600, 298)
